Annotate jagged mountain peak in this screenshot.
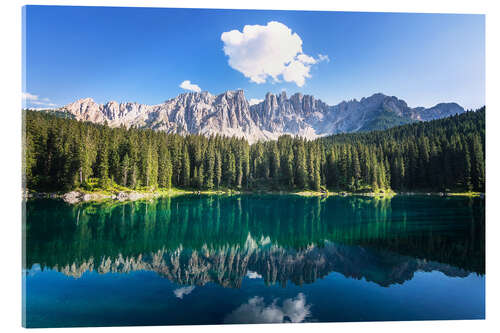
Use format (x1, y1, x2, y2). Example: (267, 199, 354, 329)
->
(361, 92, 388, 100)
(225, 89, 245, 96)
(76, 97, 96, 103)
(359, 93, 405, 106)
(217, 89, 246, 101)
(58, 90, 466, 143)
(432, 102, 462, 108)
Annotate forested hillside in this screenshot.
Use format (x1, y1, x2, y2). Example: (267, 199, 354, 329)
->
(23, 107, 485, 193)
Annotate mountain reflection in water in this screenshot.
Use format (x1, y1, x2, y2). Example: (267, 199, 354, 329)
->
(25, 195, 484, 289)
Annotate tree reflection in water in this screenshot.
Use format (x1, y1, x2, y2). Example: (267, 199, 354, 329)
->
(24, 195, 484, 288)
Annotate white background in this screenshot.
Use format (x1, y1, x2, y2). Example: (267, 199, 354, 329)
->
(1, 0, 498, 332)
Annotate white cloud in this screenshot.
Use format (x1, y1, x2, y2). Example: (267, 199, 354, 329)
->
(22, 92, 58, 108)
(29, 107, 58, 111)
(221, 21, 328, 87)
(224, 293, 311, 324)
(30, 101, 57, 107)
(296, 54, 317, 65)
(248, 98, 263, 106)
(22, 92, 39, 101)
(173, 286, 195, 299)
(179, 80, 202, 93)
(318, 54, 330, 63)
(246, 271, 263, 279)
(282, 59, 311, 87)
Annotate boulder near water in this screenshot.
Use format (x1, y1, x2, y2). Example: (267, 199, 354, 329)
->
(62, 191, 82, 204)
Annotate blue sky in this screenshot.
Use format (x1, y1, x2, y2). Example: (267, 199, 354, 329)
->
(23, 6, 484, 110)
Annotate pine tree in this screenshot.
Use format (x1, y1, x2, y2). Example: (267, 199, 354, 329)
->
(121, 153, 130, 186)
(215, 151, 222, 188)
(97, 141, 109, 188)
(464, 144, 473, 191)
(352, 147, 361, 189)
(280, 147, 294, 188)
(294, 142, 307, 189)
(313, 154, 321, 191)
(205, 145, 215, 189)
(270, 143, 280, 179)
(471, 134, 485, 191)
(236, 157, 243, 188)
(225, 151, 236, 187)
(242, 145, 250, 188)
(109, 145, 120, 185)
(181, 145, 190, 187)
(165, 150, 173, 189)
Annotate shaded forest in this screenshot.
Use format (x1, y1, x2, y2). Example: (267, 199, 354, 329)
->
(23, 107, 485, 193)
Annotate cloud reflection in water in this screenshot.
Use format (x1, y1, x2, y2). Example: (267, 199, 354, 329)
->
(225, 293, 311, 324)
(173, 286, 195, 299)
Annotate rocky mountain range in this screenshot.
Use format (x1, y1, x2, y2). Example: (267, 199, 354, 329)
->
(57, 90, 465, 143)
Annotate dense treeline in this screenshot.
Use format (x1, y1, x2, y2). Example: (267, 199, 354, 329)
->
(24, 107, 485, 193)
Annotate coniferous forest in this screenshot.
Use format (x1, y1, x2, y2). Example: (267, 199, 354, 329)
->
(23, 107, 485, 193)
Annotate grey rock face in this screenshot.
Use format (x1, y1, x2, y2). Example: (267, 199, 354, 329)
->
(58, 91, 466, 143)
(412, 102, 466, 121)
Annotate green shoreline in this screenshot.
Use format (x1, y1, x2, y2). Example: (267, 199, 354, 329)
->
(23, 187, 484, 204)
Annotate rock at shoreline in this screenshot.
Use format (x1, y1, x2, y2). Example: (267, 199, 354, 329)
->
(117, 192, 129, 201)
(115, 191, 148, 201)
(62, 191, 113, 203)
(61, 191, 151, 203)
(128, 192, 145, 201)
(82, 194, 93, 201)
(62, 191, 81, 204)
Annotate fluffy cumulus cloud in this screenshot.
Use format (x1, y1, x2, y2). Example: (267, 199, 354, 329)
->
(224, 293, 311, 324)
(179, 80, 202, 93)
(173, 286, 195, 299)
(221, 21, 328, 87)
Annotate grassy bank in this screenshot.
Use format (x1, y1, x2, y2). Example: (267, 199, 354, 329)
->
(446, 192, 484, 197)
(25, 178, 483, 203)
(73, 178, 242, 197)
(24, 177, 245, 203)
(293, 188, 397, 198)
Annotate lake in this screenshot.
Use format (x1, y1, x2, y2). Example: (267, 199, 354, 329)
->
(23, 195, 485, 327)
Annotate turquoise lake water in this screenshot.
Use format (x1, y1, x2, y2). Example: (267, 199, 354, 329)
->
(23, 195, 485, 327)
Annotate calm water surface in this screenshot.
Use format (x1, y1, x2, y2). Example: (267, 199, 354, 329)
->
(23, 195, 485, 327)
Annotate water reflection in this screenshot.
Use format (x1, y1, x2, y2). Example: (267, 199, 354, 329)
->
(173, 286, 195, 299)
(24, 195, 484, 288)
(224, 293, 311, 324)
